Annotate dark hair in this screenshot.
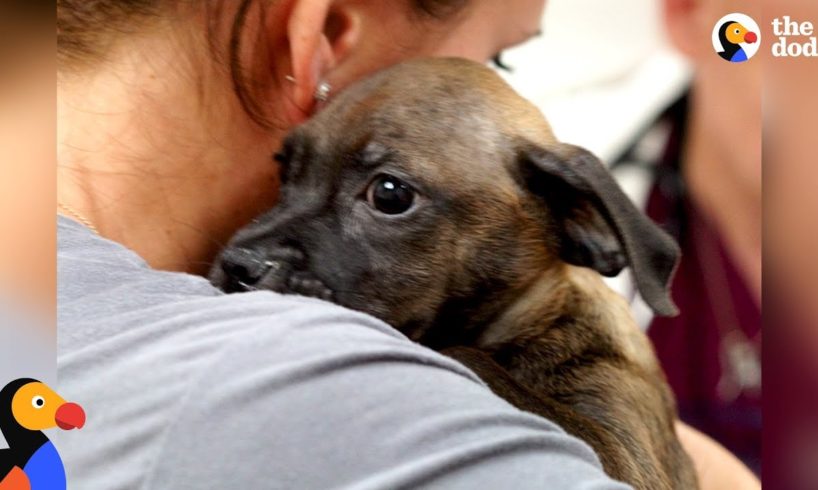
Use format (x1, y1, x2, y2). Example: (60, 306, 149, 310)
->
(58, 0, 160, 66)
(57, 0, 469, 127)
(413, 0, 469, 18)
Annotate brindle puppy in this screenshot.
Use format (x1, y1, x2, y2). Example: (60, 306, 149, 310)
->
(210, 58, 698, 489)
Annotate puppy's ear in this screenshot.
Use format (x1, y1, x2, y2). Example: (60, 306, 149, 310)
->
(519, 143, 680, 317)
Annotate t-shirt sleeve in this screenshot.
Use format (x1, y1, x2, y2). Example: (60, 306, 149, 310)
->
(142, 306, 630, 490)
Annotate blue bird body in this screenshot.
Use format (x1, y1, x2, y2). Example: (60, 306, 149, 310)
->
(731, 48, 749, 63)
(23, 441, 66, 490)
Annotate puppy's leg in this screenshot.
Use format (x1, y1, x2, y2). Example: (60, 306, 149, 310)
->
(443, 346, 628, 452)
(442, 346, 651, 488)
(443, 346, 566, 417)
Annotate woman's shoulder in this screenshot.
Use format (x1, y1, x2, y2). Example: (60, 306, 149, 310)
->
(56, 215, 484, 486)
(55, 216, 626, 490)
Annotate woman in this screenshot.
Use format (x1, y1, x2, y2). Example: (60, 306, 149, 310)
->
(56, 1, 757, 488)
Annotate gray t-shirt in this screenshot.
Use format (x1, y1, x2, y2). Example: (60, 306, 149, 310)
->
(56, 215, 630, 489)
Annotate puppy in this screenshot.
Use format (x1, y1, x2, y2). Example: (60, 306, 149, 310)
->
(210, 58, 698, 489)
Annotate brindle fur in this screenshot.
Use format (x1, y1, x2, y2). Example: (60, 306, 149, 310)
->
(211, 58, 698, 489)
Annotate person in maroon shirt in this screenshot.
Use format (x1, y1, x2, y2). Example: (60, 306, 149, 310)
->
(644, 95, 761, 472)
(624, 0, 763, 473)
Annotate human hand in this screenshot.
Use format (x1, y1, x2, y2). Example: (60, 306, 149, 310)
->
(676, 421, 759, 490)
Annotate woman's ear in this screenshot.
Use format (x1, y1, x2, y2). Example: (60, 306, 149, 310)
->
(278, 0, 362, 123)
(663, 0, 700, 58)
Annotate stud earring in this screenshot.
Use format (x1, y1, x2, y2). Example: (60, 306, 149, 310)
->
(314, 81, 332, 102)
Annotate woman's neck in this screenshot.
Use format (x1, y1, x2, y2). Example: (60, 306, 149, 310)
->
(58, 42, 283, 274)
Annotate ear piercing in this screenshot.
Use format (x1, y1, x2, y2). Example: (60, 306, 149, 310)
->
(284, 76, 332, 102)
(314, 81, 332, 102)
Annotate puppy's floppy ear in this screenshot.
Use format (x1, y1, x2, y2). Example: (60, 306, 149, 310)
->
(519, 143, 680, 317)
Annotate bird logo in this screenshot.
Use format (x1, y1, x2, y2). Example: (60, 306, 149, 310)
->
(713, 13, 761, 63)
(1, 379, 85, 490)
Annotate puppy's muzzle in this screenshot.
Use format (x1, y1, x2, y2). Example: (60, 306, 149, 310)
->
(219, 247, 279, 290)
(217, 246, 334, 301)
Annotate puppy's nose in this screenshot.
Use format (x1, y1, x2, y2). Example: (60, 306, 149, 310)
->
(220, 248, 271, 287)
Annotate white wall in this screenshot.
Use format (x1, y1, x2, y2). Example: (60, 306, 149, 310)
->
(499, 0, 692, 162)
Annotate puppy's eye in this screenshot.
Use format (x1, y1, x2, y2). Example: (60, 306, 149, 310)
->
(366, 175, 415, 215)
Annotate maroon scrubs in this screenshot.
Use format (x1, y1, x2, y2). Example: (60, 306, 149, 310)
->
(764, 305, 818, 490)
(640, 97, 762, 473)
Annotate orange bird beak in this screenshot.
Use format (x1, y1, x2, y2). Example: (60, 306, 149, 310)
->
(55, 402, 85, 430)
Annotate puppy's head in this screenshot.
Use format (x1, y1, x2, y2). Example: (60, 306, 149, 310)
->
(210, 58, 679, 340)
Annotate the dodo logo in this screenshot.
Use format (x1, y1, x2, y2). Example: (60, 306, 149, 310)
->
(1, 379, 85, 490)
(713, 13, 761, 63)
